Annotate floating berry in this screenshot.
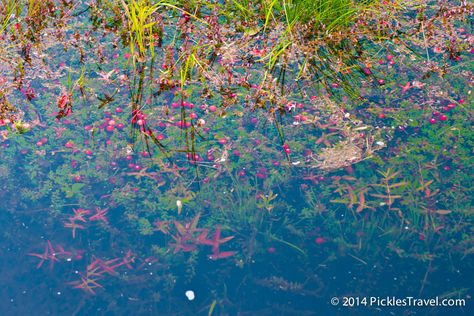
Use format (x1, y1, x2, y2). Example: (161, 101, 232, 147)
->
(439, 114, 447, 121)
(378, 113, 386, 119)
(429, 118, 436, 124)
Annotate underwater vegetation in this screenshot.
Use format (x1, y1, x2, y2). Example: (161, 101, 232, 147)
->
(0, 0, 473, 315)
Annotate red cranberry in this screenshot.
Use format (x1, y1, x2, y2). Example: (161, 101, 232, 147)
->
(439, 114, 447, 121)
(378, 113, 386, 119)
(429, 118, 437, 124)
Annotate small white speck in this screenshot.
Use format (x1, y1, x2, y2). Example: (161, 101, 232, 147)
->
(185, 290, 195, 301)
(57, 292, 61, 295)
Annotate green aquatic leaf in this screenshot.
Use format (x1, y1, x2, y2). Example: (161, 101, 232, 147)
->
(64, 183, 84, 198)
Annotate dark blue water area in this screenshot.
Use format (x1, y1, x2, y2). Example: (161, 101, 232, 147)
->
(1, 198, 472, 316)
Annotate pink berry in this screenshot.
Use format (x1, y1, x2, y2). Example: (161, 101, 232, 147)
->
(314, 237, 325, 245)
(439, 114, 447, 121)
(429, 118, 436, 124)
(209, 105, 217, 112)
(267, 247, 276, 254)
